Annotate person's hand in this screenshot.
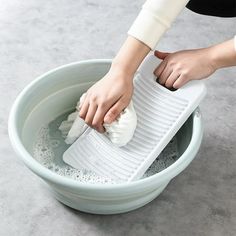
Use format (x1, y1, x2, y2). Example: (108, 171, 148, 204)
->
(153, 48, 217, 89)
(79, 66, 134, 133)
(78, 35, 151, 133)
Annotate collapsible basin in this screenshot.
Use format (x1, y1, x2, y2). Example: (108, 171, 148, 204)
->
(8, 59, 203, 214)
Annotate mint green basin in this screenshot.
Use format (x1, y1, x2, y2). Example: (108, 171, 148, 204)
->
(8, 59, 203, 214)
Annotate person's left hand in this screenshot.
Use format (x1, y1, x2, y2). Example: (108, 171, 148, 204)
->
(153, 48, 217, 89)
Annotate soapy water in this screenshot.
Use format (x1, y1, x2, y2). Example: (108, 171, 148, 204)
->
(33, 111, 179, 184)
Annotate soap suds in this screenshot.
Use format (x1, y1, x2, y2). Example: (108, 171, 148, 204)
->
(33, 111, 179, 184)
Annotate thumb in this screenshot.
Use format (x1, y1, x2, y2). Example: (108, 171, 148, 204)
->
(104, 99, 127, 124)
(154, 50, 170, 60)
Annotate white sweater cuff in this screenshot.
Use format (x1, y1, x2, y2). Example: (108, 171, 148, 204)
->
(128, 8, 168, 50)
(128, 0, 189, 50)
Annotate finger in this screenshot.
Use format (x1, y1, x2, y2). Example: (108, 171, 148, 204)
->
(154, 50, 170, 60)
(104, 98, 127, 124)
(79, 100, 89, 120)
(165, 71, 180, 88)
(84, 103, 98, 126)
(154, 60, 167, 79)
(78, 93, 87, 109)
(158, 67, 172, 85)
(91, 106, 108, 133)
(173, 74, 188, 89)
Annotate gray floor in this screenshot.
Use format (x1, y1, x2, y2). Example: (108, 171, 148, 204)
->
(1, 1, 236, 235)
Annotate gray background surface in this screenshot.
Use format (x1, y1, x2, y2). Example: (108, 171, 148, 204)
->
(0, 0, 236, 235)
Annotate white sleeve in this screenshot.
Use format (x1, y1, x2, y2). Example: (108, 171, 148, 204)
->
(128, 0, 189, 50)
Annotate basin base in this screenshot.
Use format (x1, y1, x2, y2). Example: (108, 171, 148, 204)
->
(50, 182, 169, 215)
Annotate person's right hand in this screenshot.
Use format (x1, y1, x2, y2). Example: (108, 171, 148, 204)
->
(79, 66, 134, 133)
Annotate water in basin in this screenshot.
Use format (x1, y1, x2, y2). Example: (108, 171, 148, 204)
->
(33, 110, 180, 184)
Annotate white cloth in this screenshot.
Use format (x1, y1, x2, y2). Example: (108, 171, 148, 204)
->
(103, 100, 137, 147)
(128, 0, 189, 50)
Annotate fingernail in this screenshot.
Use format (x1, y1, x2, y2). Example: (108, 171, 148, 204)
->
(104, 117, 112, 124)
(105, 119, 112, 124)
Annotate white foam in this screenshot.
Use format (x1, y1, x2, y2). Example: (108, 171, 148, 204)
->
(33, 111, 179, 184)
(33, 125, 117, 184)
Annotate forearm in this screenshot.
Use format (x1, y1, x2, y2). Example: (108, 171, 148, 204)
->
(210, 37, 236, 70)
(111, 36, 151, 77)
(111, 0, 189, 77)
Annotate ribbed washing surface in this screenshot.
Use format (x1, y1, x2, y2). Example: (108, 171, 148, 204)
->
(63, 68, 206, 182)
